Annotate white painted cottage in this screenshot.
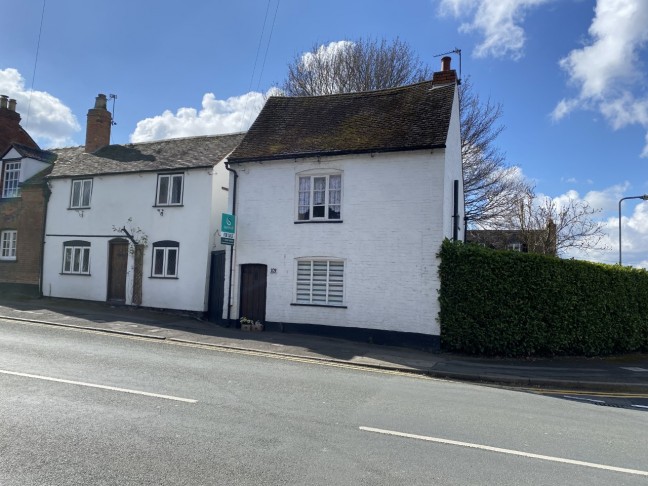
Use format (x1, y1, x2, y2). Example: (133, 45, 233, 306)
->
(42, 94, 244, 312)
(223, 58, 463, 349)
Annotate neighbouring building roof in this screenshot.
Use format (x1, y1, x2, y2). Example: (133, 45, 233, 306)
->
(466, 227, 557, 256)
(48, 132, 246, 179)
(4, 143, 57, 163)
(228, 81, 455, 163)
(0, 105, 39, 156)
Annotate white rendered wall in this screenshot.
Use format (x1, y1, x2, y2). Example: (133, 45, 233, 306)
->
(43, 164, 226, 311)
(441, 85, 465, 241)
(224, 150, 448, 336)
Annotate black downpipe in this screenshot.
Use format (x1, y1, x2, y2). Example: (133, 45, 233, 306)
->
(452, 179, 459, 242)
(39, 181, 52, 297)
(224, 162, 238, 326)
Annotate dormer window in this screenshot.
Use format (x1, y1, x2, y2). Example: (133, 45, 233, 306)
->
(2, 161, 21, 198)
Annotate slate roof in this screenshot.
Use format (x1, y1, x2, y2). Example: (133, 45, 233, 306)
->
(48, 132, 246, 179)
(6, 143, 57, 163)
(228, 81, 455, 163)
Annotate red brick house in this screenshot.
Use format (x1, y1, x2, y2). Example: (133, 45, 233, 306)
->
(0, 95, 54, 296)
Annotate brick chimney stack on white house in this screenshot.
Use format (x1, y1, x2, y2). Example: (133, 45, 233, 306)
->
(432, 56, 458, 85)
(85, 93, 112, 153)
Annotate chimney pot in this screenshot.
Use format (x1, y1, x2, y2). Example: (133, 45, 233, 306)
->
(441, 56, 452, 72)
(0, 95, 7, 110)
(8, 99, 17, 111)
(94, 93, 107, 110)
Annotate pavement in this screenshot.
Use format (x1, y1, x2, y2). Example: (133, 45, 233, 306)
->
(0, 295, 647, 394)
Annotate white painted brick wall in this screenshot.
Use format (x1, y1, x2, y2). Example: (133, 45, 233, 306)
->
(225, 147, 459, 336)
(43, 164, 229, 311)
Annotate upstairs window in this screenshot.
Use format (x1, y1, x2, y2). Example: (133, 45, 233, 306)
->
(151, 240, 179, 278)
(2, 161, 21, 198)
(62, 240, 91, 275)
(70, 179, 93, 208)
(297, 174, 342, 221)
(296, 259, 344, 306)
(156, 174, 183, 206)
(0, 230, 17, 260)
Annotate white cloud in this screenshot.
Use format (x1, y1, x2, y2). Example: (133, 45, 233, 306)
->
(548, 183, 648, 268)
(0, 68, 80, 148)
(553, 0, 648, 156)
(438, 0, 551, 59)
(129, 89, 279, 143)
(301, 41, 354, 69)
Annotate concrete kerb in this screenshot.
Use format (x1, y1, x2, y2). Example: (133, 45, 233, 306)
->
(428, 370, 648, 394)
(1, 314, 431, 376)
(1, 315, 167, 340)
(3, 314, 647, 394)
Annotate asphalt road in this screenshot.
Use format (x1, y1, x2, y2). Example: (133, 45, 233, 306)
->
(1, 319, 647, 485)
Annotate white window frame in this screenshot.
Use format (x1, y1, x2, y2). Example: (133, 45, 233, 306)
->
(507, 242, 522, 252)
(295, 259, 345, 306)
(296, 172, 342, 221)
(0, 230, 17, 260)
(151, 241, 179, 278)
(156, 173, 184, 206)
(2, 161, 21, 198)
(62, 241, 91, 275)
(69, 179, 93, 208)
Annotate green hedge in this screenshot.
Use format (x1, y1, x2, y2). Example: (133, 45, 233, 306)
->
(438, 240, 648, 357)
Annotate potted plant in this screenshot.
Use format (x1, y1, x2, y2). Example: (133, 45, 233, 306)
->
(240, 317, 264, 332)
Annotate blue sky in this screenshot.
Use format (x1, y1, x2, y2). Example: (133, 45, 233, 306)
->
(2, 0, 647, 267)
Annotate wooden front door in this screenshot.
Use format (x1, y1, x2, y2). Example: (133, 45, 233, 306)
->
(108, 240, 129, 302)
(239, 264, 267, 323)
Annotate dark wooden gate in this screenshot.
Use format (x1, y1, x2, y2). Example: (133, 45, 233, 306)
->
(239, 264, 267, 324)
(207, 251, 226, 324)
(107, 239, 128, 302)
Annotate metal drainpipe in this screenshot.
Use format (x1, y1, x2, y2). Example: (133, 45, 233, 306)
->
(452, 180, 459, 241)
(224, 161, 238, 326)
(39, 180, 52, 297)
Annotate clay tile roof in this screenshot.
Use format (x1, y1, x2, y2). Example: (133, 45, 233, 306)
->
(228, 81, 455, 163)
(48, 132, 246, 179)
(0, 108, 39, 155)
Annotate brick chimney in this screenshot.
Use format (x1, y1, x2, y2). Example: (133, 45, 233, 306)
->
(85, 93, 112, 153)
(0, 95, 39, 154)
(432, 56, 458, 85)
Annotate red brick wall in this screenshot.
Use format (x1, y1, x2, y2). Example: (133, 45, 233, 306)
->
(0, 184, 47, 288)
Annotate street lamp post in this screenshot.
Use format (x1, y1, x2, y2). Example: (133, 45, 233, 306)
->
(618, 194, 648, 265)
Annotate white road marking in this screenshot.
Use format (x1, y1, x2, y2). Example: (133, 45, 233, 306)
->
(631, 404, 648, 409)
(359, 426, 648, 477)
(563, 395, 605, 404)
(0, 369, 197, 403)
(620, 367, 648, 372)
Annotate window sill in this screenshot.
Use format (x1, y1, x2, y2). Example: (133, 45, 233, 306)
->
(0, 259, 17, 263)
(291, 303, 347, 309)
(148, 276, 179, 280)
(294, 220, 343, 224)
(67, 206, 91, 210)
(153, 204, 184, 208)
(60, 273, 92, 276)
